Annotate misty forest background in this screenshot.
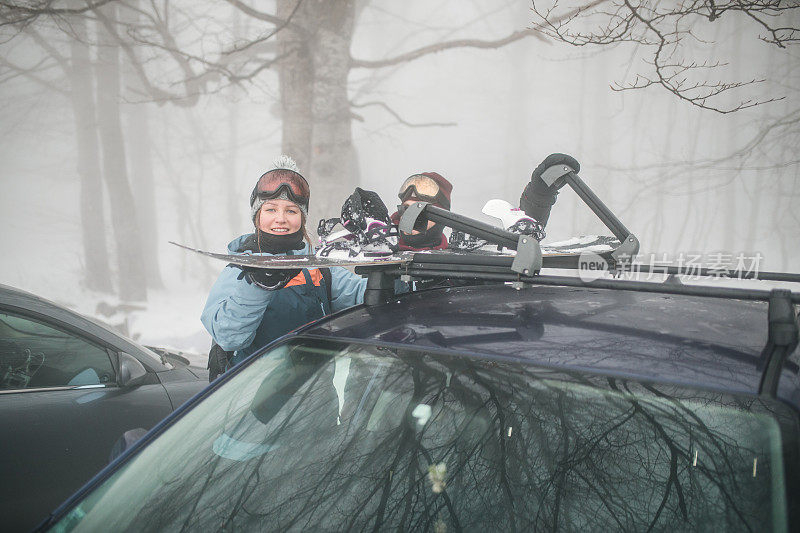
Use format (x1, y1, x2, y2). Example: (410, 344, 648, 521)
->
(0, 1, 798, 354)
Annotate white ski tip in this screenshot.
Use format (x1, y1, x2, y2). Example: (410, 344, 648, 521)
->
(482, 199, 528, 229)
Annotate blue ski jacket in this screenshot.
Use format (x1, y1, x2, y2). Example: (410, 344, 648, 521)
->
(201, 235, 367, 366)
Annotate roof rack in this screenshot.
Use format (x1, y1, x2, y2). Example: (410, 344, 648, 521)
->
(358, 260, 799, 398)
(356, 160, 800, 398)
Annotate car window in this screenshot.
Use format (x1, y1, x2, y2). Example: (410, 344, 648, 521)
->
(52, 338, 796, 532)
(0, 311, 116, 390)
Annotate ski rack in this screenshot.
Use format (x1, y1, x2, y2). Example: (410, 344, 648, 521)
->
(357, 261, 800, 398)
(399, 202, 543, 276)
(539, 162, 640, 263)
(358, 177, 800, 397)
(398, 161, 640, 271)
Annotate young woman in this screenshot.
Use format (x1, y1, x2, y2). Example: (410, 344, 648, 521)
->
(201, 156, 367, 370)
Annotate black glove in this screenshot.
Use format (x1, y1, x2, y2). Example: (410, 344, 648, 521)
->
(341, 187, 392, 244)
(520, 153, 580, 227)
(232, 264, 302, 290)
(207, 342, 233, 382)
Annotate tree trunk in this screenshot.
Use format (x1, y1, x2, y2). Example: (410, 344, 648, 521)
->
(276, 0, 359, 226)
(68, 15, 113, 293)
(95, 4, 147, 301)
(121, 1, 163, 288)
(227, 8, 242, 236)
(125, 103, 163, 288)
(277, 0, 315, 173)
(227, 96, 241, 234)
(308, 0, 359, 223)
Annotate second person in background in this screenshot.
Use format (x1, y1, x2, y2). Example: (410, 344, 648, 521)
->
(390, 172, 453, 251)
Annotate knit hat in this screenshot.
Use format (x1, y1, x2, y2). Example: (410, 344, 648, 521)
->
(398, 171, 453, 210)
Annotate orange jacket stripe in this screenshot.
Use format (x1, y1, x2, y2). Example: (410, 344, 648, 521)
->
(284, 268, 324, 288)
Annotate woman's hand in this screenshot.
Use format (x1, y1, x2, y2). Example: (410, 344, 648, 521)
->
(232, 265, 302, 290)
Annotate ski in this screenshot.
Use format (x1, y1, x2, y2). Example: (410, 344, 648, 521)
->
(541, 235, 619, 254)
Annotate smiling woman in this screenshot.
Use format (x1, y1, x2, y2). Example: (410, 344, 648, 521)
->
(200, 156, 368, 374)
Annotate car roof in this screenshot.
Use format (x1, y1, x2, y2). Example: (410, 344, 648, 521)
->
(0, 283, 167, 371)
(306, 283, 791, 396)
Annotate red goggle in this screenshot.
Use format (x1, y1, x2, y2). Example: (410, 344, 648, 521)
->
(250, 169, 310, 208)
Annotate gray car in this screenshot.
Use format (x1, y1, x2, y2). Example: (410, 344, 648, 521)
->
(0, 284, 208, 532)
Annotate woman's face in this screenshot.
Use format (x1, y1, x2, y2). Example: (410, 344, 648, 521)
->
(258, 199, 303, 235)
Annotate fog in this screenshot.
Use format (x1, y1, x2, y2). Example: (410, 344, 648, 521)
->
(0, 1, 798, 353)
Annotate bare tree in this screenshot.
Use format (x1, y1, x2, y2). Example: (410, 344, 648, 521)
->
(94, 1, 147, 301)
(6, 1, 563, 220)
(68, 13, 114, 292)
(531, 0, 800, 113)
(0, 5, 115, 292)
(120, 0, 162, 289)
(2, 1, 605, 232)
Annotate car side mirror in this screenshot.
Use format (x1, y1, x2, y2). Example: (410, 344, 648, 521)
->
(118, 352, 147, 387)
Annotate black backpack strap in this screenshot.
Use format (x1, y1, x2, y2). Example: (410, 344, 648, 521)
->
(321, 267, 333, 305)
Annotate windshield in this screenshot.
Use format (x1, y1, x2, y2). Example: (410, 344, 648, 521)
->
(53, 338, 793, 532)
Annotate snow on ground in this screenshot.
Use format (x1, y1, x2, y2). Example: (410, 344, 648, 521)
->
(70, 284, 212, 367)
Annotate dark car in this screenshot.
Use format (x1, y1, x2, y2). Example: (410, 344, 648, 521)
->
(37, 164, 800, 532)
(36, 278, 800, 532)
(0, 284, 209, 532)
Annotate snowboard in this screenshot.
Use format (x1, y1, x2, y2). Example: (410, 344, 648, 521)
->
(172, 198, 619, 271)
(170, 241, 416, 269)
(172, 237, 615, 271)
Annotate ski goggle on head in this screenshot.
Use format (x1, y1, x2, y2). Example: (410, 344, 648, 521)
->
(250, 169, 310, 213)
(398, 174, 449, 208)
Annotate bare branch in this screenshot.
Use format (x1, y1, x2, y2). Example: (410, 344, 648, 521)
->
(23, 23, 69, 71)
(221, 0, 303, 55)
(98, 2, 290, 96)
(351, 100, 457, 128)
(531, 0, 800, 112)
(223, 0, 294, 28)
(351, 28, 547, 69)
(0, 55, 68, 94)
(0, 0, 114, 28)
(351, 0, 606, 69)
(744, 9, 800, 47)
(92, 2, 199, 106)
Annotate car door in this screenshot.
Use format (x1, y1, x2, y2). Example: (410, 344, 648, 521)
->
(0, 308, 173, 533)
